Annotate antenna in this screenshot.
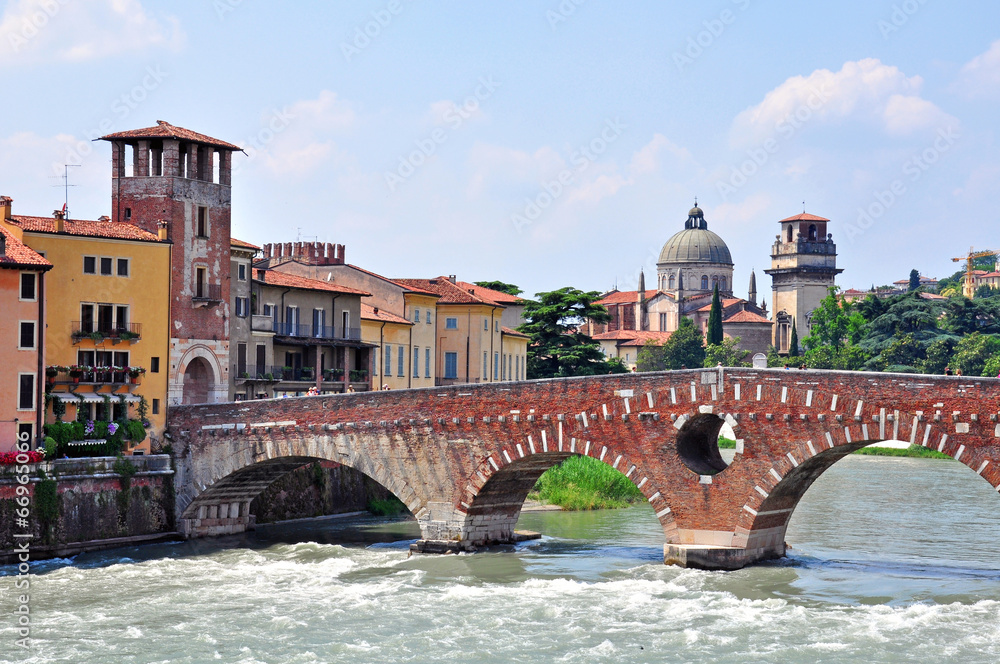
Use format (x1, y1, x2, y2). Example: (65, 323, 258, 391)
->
(51, 164, 81, 220)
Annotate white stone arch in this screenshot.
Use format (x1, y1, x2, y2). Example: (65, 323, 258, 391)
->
(170, 343, 228, 406)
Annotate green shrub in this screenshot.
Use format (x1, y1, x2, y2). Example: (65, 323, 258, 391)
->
(531, 455, 644, 510)
(43, 437, 57, 459)
(367, 496, 406, 516)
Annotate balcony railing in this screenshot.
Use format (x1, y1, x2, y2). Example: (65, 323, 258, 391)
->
(234, 365, 369, 383)
(71, 322, 142, 342)
(193, 283, 223, 301)
(251, 315, 274, 333)
(272, 322, 362, 341)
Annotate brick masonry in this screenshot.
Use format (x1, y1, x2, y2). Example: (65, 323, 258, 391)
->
(167, 368, 1000, 569)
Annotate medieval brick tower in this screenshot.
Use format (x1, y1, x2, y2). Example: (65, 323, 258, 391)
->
(764, 212, 842, 354)
(101, 121, 241, 406)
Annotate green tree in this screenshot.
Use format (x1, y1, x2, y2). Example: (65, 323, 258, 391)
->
(908, 269, 921, 292)
(707, 285, 724, 346)
(474, 281, 523, 296)
(919, 336, 958, 374)
(519, 287, 625, 378)
(951, 332, 1000, 376)
(803, 287, 867, 350)
(636, 317, 705, 371)
(788, 321, 799, 357)
(704, 337, 749, 367)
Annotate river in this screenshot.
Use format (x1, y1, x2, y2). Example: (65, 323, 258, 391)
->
(3, 455, 1000, 663)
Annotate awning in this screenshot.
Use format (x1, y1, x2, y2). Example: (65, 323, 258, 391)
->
(51, 393, 141, 404)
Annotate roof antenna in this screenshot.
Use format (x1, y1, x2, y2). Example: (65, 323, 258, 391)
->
(802, 200, 806, 213)
(50, 164, 81, 220)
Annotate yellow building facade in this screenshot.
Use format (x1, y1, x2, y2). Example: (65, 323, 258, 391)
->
(1, 202, 171, 454)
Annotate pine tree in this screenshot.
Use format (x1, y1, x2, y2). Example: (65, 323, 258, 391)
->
(707, 284, 724, 346)
(789, 321, 800, 357)
(908, 269, 920, 292)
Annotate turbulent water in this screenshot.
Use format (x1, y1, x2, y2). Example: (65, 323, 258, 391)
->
(4, 455, 1000, 663)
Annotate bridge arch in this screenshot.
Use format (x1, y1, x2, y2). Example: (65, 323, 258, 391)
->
(733, 409, 1000, 559)
(458, 434, 676, 547)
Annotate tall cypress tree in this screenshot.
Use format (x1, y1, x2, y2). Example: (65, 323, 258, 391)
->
(707, 284, 724, 346)
(789, 320, 800, 357)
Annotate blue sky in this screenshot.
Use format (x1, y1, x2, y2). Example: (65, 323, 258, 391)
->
(2, 0, 998, 298)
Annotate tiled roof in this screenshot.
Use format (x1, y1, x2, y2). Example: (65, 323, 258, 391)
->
(779, 212, 830, 223)
(618, 331, 675, 347)
(11, 215, 160, 242)
(501, 326, 529, 339)
(361, 303, 412, 325)
(457, 281, 526, 305)
(394, 277, 508, 306)
(254, 268, 371, 296)
(597, 290, 659, 305)
(231, 238, 260, 250)
(345, 265, 439, 296)
(694, 298, 744, 312)
(723, 310, 772, 324)
(918, 292, 947, 300)
(100, 121, 242, 151)
(0, 228, 51, 269)
(592, 330, 646, 340)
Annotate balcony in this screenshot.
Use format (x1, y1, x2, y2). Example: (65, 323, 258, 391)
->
(234, 364, 369, 386)
(251, 315, 274, 333)
(192, 283, 223, 305)
(71, 322, 142, 344)
(272, 322, 363, 341)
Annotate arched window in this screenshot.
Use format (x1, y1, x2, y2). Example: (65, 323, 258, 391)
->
(721, 277, 727, 291)
(808, 224, 817, 241)
(668, 274, 675, 289)
(786, 225, 794, 242)
(701, 275, 709, 290)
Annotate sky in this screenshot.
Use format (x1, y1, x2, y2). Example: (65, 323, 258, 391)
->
(1, 0, 998, 299)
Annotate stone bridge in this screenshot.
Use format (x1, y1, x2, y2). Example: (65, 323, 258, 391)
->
(167, 368, 1000, 569)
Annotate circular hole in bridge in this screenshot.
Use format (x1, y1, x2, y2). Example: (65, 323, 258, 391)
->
(676, 413, 734, 476)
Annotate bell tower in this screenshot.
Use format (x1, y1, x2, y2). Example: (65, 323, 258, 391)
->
(764, 212, 842, 354)
(101, 121, 242, 405)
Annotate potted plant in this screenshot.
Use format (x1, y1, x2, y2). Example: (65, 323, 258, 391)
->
(350, 369, 368, 382)
(128, 366, 146, 383)
(281, 365, 293, 380)
(330, 368, 344, 381)
(68, 365, 84, 383)
(301, 367, 314, 380)
(88, 331, 104, 343)
(263, 372, 274, 381)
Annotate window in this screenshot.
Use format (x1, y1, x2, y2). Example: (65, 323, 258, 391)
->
(238, 263, 247, 281)
(425, 348, 431, 378)
(495, 321, 499, 332)
(255, 345, 265, 373)
(83, 256, 97, 274)
(124, 207, 131, 221)
(235, 297, 249, 317)
(195, 267, 207, 298)
(483, 351, 487, 379)
(721, 277, 727, 291)
(100, 257, 113, 276)
(397, 346, 404, 377)
(150, 357, 160, 373)
(285, 306, 299, 335)
(17, 423, 32, 448)
(312, 308, 326, 336)
(502, 354, 506, 380)
(494, 352, 499, 380)
(484, 319, 488, 331)
(516, 355, 520, 380)
(426, 310, 432, 324)
(669, 274, 675, 289)
(701, 275, 709, 290)
(413, 307, 420, 322)
(659, 313, 667, 330)
(18, 374, 34, 410)
(444, 352, 458, 379)
(445, 317, 458, 330)
(18, 321, 35, 349)
(20, 272, 36, 301)
(117, 258, 130, 277)
(413, 347, 419, 377)
(152, 398, 160, 415)
(384, 345, 391, 376)
(197, 206, 208, 237)
(786, 225, 793, 242)
(342, 311, 351, 337)
(237, 343, 247, 376)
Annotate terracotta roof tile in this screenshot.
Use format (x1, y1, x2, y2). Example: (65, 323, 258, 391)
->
(11, 215, 160, 242)
(723, 310, 772, 324)
(597, 290, 659, 305)
(394, 277, 507, 306)
(779, 212, 830, 222)
(501, 326, 529, 339)
(619, 331, 674, 347)
(345, 265, 440, 296)
(361, 303, 412, 325)
(457, 281, 526, 304)
(231, 238, 260, 250)
(0, 228, 51, 269)
(255, 268, 371, 296)
(100, 121, 241, 151)
(695, 298, 744, 312)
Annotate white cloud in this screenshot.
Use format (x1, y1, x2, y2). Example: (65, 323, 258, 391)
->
(955, 39, 1000, 98)
(629, 133, 692, 176)
(254, 91, 357, 176)
(730, 59, 957, 146)
(0, 0, 182, 65)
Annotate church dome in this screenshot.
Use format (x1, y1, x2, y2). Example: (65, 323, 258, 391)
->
(658, 204, 733, 265)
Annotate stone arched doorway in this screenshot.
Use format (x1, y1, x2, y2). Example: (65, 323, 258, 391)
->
(183, 357, 214, 405)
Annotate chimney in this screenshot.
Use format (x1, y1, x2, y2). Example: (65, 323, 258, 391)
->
(0, 231, 6, 256)
(157, 220, 169, 241)
(53, 209, 65, 233)
(0, 195, 11, 220)
(98, 215, 110, 223)
(373, 307, 379, 315)
(448, 275, 457, 284)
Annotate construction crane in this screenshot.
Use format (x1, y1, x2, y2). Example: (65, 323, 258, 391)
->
(951, 247, 1000, 298)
